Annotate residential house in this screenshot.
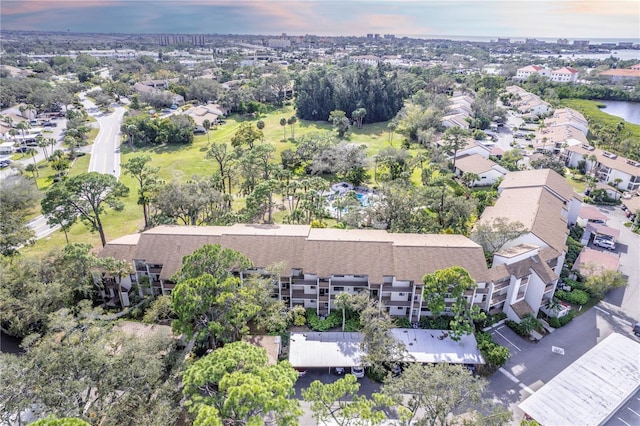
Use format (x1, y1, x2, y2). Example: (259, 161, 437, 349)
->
(454, 154, 508, 186)
(565, 144, 640, 191)
(598, 68, 640, 81)
(514, 65, 551, 80)
(452, 138, 492, 160)
(474, 169, 581, 321)
(550, 67, 579, 83)
(533, 124, 588, 154)
(488, 244, 559, 321)
(544, 108, 588, 135)
(442, 94, 474, 130)
(505, 86, 551, 116)
(573, 247, 620, 277)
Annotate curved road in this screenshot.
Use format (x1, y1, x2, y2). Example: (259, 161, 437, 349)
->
(28, 96, 125, 239)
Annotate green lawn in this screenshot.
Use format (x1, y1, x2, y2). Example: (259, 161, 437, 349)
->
(25, 106, 426, 255)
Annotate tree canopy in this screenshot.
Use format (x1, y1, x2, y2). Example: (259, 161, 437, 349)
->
(182, 341, 301, 426)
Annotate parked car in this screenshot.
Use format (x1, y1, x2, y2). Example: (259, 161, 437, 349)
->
(333, 367, 345, 375)
(351, 366, 365, 379)
(0, 160, 11, 168)
(633, 322, 640, 337)
(594, 236, 615, 250)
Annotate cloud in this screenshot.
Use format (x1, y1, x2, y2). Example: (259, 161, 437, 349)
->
(1, 0, 637, 38)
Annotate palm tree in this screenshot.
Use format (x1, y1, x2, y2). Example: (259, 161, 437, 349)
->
(520, 314, 543, 335)
(387, 122, 397, 146)
(287, 116, 297, 139)
(202, 119, 211, 145)
(335, 292, 351, 331)
(15, 121, 30, 140)
(545, 298, 562, 317)
(279, 118, 287, 140)
(461, 172, 480, 188)
(25, 147, 38, 169)
(25, 163, 39, 182)
(36, 135, 49, 161)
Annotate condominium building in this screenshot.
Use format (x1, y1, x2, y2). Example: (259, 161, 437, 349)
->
(100, 171, 577, 324)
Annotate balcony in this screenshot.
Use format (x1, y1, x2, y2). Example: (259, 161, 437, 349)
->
(148, 266, 163, 274)
(291, 290, 315, 300)
(381, 283, 413, 293)
(381, 297, 411, 307)
(291, 278, 318, 286)
(493, 280, 510, 291)
(544, 283, 556, 293)
(491, 293, 507, 305)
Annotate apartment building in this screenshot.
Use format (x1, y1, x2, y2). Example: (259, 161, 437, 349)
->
(100, 225, 490, 323)
(505, 86, 551, 116)
(100, 172, 576, 324)
(565, 144, 640, 191)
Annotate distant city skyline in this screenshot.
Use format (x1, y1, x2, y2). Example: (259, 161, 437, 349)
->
(2, 1, 638, 40)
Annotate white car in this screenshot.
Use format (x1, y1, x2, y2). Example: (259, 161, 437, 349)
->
(594, 237, 615, 250)
(351, 366, 365, 379)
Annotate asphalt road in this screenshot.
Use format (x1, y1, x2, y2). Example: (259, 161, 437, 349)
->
(486, 203, 640, 424)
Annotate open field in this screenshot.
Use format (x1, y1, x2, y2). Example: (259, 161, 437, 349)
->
(24, 106, 428, 255)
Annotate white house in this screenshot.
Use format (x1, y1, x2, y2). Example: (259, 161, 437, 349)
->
(515, 65, 551, 80)
(550, 67, 579, 83)
(454, 154, 508, 187)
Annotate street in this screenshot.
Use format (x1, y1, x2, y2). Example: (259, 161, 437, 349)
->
(486, 203, 640, 424)
(1, 96, 125, 240)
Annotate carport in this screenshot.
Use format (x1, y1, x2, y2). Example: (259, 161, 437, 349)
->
(580, 222, 620, 246)
(519, 333, 640, 425)
(289, 332, 365, 373)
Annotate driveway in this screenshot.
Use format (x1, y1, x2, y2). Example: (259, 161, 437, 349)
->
(595, 205, 640, 320)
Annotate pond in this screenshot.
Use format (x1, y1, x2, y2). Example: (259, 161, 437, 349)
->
(599, 100, 640, 125)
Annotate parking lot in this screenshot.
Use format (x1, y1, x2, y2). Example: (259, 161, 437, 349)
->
(604, 389, 640, 426)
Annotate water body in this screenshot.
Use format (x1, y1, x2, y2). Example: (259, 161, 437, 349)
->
(535, 50, 640, 61)
(599, 101, 640, 125)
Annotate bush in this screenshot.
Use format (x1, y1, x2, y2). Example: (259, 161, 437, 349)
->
(555, 289, 590, 305)
(419, 316, 452, 330)
(475, 312, 507, 330)
(476, 331, 510, 368)
(505, 320, 528, 337)
(547, 311, 574, 328)
(344, 318, 362, 332)
(306, 309, 341, 331)
(569, 225, 584, 241)
(292, 306, 306, 326)
(395, 317, 412, 328)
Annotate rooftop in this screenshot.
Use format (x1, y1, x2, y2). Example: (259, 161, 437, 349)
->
(519, 333, 640, 426)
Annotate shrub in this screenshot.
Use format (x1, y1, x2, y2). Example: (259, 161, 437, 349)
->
(475, 312, 507, 330)
(419, 316, 452, 330)
(505, 320, 528, 337)
(305, 309, 341, 331)
(395, 317, 412, 328)
(476, 331, 510, 368)
(569, 225, 584, 241)
(547, 311, 574, 328)
(292, 306, 306, 327)
(344, 318, 362, 332)
(555, 289, 589, 305)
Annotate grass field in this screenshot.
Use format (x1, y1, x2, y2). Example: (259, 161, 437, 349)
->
(23, 106, 423, 256)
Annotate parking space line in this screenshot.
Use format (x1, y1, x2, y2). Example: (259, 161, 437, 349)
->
(628, 407, 640, 417)
(617, 417, 631, 426)
(498, 368, 533, 395)
(595, 305, 632, 326)
(494, 327, 521, 352)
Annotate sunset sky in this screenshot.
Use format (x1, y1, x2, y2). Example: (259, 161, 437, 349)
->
(2, 0, 638, 40)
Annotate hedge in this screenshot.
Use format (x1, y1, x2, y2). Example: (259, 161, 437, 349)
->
(306, 309, 341, 331)
(547, 311, 574, 328)
(555, 289, 590, 305)
(505, 320, 528, 337)
(476, 331, 510, 368)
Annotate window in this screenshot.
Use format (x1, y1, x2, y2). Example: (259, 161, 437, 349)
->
(309, 285, 316, 290)
(399, 292, 405, 296)
(334, 287, 344, 292)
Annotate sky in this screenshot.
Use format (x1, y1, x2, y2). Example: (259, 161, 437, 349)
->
(1, 0, 639, 40)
